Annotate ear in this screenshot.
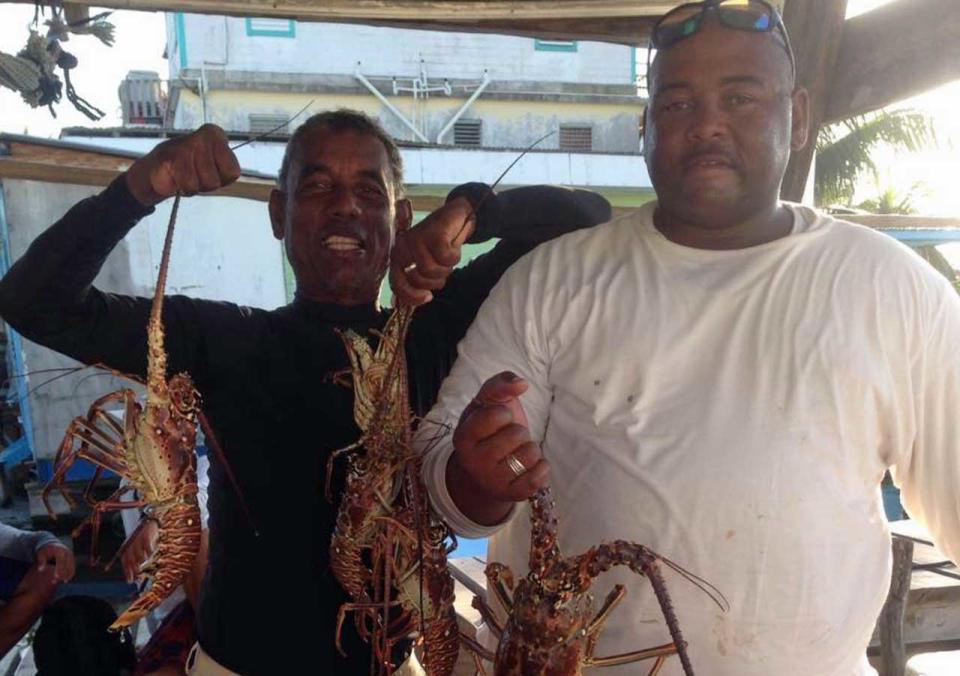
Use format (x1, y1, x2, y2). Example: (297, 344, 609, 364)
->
(790, 87, 810, 152)
(268, 189, 286, 241)
(394, 197, 413, 235)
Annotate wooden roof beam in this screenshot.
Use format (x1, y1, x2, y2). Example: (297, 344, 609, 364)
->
(779, 0, 848, 203)
(825, 0, 960, 123)
(1, 1, 676, 21)
(1, 0, 662, 45)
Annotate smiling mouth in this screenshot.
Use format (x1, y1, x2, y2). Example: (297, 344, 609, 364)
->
(322, 235, 364, 252)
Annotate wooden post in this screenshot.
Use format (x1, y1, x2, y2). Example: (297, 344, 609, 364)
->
(879, 536, 914, 676)
(779, 0, 848, 203)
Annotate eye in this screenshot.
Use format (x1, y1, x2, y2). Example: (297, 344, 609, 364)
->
(726, 93, 755, 107)
(168, 379, 199, 416)
(658, 100, 692, 115)
(299, 178, 332, 196)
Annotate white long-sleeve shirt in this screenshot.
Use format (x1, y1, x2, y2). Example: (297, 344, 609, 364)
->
(420, 202, 960, 676)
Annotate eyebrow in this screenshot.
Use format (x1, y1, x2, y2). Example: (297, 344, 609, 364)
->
(719, 75, 767, 87)
(654, 74, 769, 96)
(297, 163, 389, 190)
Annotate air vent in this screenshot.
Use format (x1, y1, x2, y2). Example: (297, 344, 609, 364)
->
(559, 125, 593, 152)
(453, 119, 482, 147)
(248, 113, 291, 137)
(118, 71, 164, 126)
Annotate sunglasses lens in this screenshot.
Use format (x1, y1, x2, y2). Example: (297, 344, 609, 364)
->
(718, 1, 774, 32)
(654, 7, 705, 48)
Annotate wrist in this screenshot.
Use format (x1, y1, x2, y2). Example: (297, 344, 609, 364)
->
(447, 196, 476, 240)
(123, 166, 161, 208)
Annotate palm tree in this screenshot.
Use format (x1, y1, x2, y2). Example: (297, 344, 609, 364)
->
(814, 110, 937, 208)
(855, 182, 928, 215)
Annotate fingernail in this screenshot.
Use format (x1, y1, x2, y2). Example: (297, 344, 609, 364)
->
(504, 372, 522, 382)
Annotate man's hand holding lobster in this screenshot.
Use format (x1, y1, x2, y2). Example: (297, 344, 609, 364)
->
(124, 124, 242, 208)
(446, 371, 551, 527)
(389, 196, 475, 307)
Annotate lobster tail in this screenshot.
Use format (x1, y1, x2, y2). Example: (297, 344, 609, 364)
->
(111, 500, 201, 629)
(419, 582, 459, 676)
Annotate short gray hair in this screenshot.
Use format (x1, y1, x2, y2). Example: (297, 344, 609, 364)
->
(277, 109, 405, 195)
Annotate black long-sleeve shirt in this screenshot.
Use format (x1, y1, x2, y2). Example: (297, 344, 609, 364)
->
(0, 177, 610, 674)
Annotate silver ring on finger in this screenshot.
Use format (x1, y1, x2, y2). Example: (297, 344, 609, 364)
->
(505, 453, 526, 478)
(404, 262, 418, 274)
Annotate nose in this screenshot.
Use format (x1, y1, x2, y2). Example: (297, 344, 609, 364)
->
(329, 185, 361, 219)
(686, 100, 728, 142)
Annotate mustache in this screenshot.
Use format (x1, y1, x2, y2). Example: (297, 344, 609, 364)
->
(681, 146, 738, 170)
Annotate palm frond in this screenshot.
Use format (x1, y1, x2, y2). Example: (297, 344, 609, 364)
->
(814, 110, 937, 207)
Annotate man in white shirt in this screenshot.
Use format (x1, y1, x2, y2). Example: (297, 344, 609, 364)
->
(419, 2, 960, 675)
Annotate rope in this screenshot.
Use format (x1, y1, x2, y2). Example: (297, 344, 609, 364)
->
(1, 6, 115, 119)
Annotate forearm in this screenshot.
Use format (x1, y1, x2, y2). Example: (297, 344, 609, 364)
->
(451, 183, 611, 245)
(0, 176, 152, 340)
(0, 523, 58, 563)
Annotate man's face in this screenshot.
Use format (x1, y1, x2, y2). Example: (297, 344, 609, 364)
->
(269, 126, 411, 305)
(643, 21, 808, 228)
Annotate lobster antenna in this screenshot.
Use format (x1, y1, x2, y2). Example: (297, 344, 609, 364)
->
(658, 555, 730, 612)
(451, 130, 556, 244)
(22, 364, 143, 399)
(229, 100, 314, 151)
(145, 193, 180, 394)
(199, 412, 260, 537)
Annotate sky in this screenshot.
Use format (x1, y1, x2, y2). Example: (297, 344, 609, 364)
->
(0, 0, 958, 218)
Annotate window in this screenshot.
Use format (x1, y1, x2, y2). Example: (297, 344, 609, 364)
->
(535, 39, 578, 52)
(249, 113, 291, 137)
(453, 120, 482, 147)
(245, 18, 296, 37)
(559, 125, 593, 152)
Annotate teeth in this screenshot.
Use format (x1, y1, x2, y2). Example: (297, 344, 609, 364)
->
(323, 236, 362, 251)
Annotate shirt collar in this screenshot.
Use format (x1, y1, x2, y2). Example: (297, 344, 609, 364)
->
(291, 293, 382, 323)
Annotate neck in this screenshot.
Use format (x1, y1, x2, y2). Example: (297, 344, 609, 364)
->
(295, 288, 380, 310)
(654, 202, 792, 250)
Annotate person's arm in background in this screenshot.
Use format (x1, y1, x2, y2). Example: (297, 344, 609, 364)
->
(0, 125, 241, 378)
(0, 522, 71, 577)
(0, 523, 74, 654)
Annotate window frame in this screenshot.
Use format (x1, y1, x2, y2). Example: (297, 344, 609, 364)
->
(245, 17, 297, 38)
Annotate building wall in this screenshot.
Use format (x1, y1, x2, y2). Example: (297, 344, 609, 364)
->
(1, 179, 286, 461)
(172, 90, 640, 152)
(62, 134, 653, 190)
(170, 14, 634, 86)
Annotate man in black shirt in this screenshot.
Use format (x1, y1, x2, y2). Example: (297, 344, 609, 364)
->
(0, 110, 609, 674)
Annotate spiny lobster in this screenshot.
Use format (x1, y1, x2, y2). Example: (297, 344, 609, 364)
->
(462, 486, 728, 676)
(327, 304, 459, 676)
(42, 195, 244, 629)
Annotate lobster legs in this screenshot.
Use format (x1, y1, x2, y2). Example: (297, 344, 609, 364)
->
(468, 581, 674, 676)
(43, 388, 142, 563)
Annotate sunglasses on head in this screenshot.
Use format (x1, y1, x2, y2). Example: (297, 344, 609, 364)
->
(646, 0, 796, 88)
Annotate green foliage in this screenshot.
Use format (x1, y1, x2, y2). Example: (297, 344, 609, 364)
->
(815, 110, 937, 208)
(855, 183, 929, 215)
